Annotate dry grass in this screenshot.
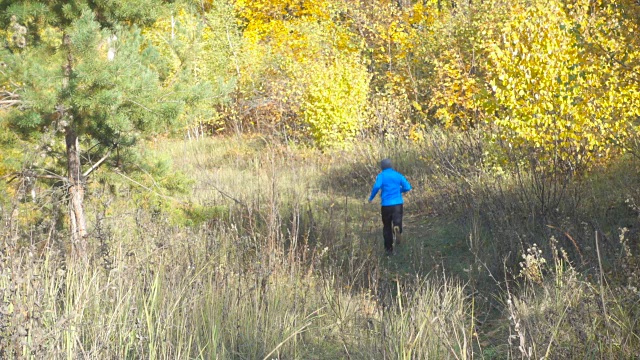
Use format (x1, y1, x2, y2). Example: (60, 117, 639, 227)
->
(0, 214, 473, 359)
(2, 133, 640, 359)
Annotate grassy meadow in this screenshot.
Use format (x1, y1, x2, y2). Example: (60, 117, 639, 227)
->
(2, 130, 640, 359)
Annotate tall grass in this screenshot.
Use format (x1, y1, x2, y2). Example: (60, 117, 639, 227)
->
(0, 216, 473, 359)
(0, 134, 475, 359)
(506, 237, 640, 359)
(2, 132, 640, 358)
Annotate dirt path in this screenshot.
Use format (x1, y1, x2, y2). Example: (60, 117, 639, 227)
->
(371, 213, 511, 357)
(372, 214, 474, 280)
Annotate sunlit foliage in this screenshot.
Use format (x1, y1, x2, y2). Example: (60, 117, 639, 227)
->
(483, 0, 640, 171)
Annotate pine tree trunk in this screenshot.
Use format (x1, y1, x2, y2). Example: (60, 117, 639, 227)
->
(65, 127, 88, 256)
(61, 33, 87, 258)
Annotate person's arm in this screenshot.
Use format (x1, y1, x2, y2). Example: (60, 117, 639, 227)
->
(368, 175, 382, 202)
(400, 175, 412, 193)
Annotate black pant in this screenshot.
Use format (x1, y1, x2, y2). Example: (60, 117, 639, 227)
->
(381, 204, 403, 251)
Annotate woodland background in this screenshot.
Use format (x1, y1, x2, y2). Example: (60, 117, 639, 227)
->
(1, 0, 640, 358)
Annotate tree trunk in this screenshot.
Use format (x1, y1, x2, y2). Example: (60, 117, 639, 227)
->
(61, 33, 87, 258)
(66, 127, 88, 256)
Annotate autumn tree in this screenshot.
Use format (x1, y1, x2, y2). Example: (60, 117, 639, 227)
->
(339, 0, 431, 132)
(0, 0, 210, 256)
(233, 0, 371, 147)
(144, 0, 238, 137)
(483, 0, 640, 171)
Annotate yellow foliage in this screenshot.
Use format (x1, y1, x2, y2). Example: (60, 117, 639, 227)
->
(343, 0, 437, 94)
(0, 118, 21, 179)
(233, 0, 373, 147)
(38, 26, 63, 49)
(234, 0, 331, 50)
(144, 5, 234, 132)
(227, 0, 639, 155)
(430, 50, 482, 129)
(144, 8, 204, 83)
(235, 0, 330, 25)
(409, 124, 426, 142)
(483, 0, 640, 170)
(299, 55, 371, 148)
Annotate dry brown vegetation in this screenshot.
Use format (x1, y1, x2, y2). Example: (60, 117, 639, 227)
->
(2, 132, 640, 359)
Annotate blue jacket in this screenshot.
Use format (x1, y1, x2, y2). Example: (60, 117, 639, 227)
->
(368, 168, 412, 206)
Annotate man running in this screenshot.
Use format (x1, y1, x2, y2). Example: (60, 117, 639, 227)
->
(368, 159, 412, 254)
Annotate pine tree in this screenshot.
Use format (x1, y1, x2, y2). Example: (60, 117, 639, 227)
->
(0, 0, 208, 257)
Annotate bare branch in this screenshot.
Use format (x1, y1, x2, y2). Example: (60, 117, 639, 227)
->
(0, 89, 24, 109)
(1, 89, 20, 99)
(82, 148, 113, 178)
(35, 174, 68, 181)
(2, 170, 66, 183)
(126, 99, 154, 113)
(1, 173, 19, 183)
(41, 169, 67, 181)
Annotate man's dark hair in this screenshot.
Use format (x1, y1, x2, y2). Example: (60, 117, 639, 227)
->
(380, 158, 392, 170)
